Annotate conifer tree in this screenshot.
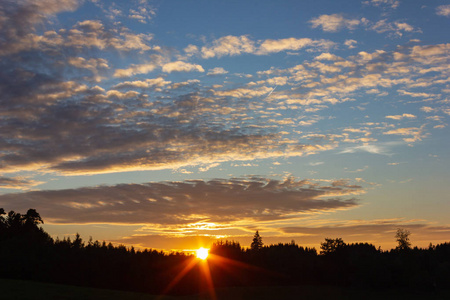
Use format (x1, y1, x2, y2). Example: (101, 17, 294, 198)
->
(251, 230, 263, 251)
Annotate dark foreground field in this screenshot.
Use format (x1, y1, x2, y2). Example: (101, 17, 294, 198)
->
(1, 279, 449, 300)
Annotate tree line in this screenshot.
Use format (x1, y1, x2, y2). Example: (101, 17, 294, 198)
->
(1, 208, 450, 295)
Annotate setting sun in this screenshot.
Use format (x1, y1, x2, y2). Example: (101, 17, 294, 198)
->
(196, 247, 209, 260)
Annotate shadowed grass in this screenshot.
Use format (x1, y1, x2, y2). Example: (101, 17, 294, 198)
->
(189, 285, 450, 300)
(0, 278, 175, 300)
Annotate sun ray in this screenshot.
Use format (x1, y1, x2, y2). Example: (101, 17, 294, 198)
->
(159, 257, 198, 296)
(199, 260, 217, 300)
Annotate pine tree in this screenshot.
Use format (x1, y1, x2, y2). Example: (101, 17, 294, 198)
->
(251, 230, 263, 251)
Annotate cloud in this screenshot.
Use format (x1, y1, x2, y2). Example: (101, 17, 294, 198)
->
(0, 78, 338, 175)
(113, 55, 167, 77)
(436, 5, 450, 17)
(162, 61, 205, 73)
(207, 67, 228, 75)
(113, 77, 171, 89)
(0, 177, 361, 225)
(0, 1, 154, 56)
(383, 125, 427, 143)
(214, 86, 273, 99)
(344, 39, 357, 49)
(370, 19, 417, 37)
(314, 53, 343, 61)
(114, 63, 159, 77)
(385, 114, 416, 120)
(362, 0, 399, 9)
(196, 36, 335, 58)
(67, 57, 109, 81)
(309, 14, 361, 32)
(128, 4, 156, 24)
(257, 38, 334, 54)
(340, 144, 393, 155)
(0, 0, 78, 55)
(0, 0, 448, 182)
(0, 176, 43, 190)
(201, 35, 255, 58)
(410, 44, 450, 64)
(65, 20, 154, 52)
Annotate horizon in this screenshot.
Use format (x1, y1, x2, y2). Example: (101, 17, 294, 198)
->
(0, 0, 449, 254)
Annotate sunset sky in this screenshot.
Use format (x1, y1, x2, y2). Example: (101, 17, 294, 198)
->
(0, 0, 449, 252)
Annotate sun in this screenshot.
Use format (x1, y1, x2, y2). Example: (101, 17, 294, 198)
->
(196, 247, 209, 260)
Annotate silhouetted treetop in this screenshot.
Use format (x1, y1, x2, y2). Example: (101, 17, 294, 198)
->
(395, 228, 411, 251)
(251, 230, 263, 251)
(320, 237, 345, 255)
(1, 208, 450, 295)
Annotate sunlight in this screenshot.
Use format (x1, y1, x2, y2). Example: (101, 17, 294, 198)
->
(196, 247, 209, 260)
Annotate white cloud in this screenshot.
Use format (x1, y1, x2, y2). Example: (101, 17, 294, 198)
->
(214, 86, 273, 99)
(436, 5, 450, 17)
(344, 39, 357, 49)
(370, 20, 417, 37)
(197, 36, 335, 58)
(113, 62, 159, 77)
(383, 125, 427, 143)
(258, 38, 334, 54)
(309, 14, 361, 32)
(129, 5, 156, 24)
(113, 77, 171, 89)
(162, 61, 204, 73)
(398, 89, 440, 99)
(421, 106, 435, 113)
(201, 35, 255, 58)
(385, 114, 416, 120)
(314, 53, 342, 61)
(340, 144, 392, 155)
(184, 44, 199, 56)
(362, 0, 399, 9)
(207, 67, 228, 75)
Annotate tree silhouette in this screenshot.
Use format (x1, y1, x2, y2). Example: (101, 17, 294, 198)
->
(320, 237, 345, 255)
(0, 208, 6, 228)
(395, 228, 411, 251)
(1, 208, 450, 294)
(250, 230, 263, 251)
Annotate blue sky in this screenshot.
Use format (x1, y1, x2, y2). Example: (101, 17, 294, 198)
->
(0, 0, 449, 251)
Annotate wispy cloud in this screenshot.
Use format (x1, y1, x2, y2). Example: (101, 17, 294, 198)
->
(309, 14, 362, 32)
(0, 176, 43, 190)
(200, 35, 256, 58)
(162, 61, 204, 73)
(383, 125, 427, 143)
(207, 67, 228, 75)
(362, 0, 399, 9)
(385, 114, 416, 120)
(340, 144, 393, 155)
(436, 5, 450, 17)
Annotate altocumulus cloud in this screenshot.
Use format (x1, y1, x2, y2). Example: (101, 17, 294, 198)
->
(0, 0, 340, 176)
(0, 177, 361, 225)
(0, 0, 448, 185)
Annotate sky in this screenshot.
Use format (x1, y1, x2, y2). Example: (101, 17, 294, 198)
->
(0, 0, 449, 252)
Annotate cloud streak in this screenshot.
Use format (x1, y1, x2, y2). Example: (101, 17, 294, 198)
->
(0, 177, 361, 225)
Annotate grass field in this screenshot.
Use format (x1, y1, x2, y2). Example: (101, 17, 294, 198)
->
(1, 278, 449, 300)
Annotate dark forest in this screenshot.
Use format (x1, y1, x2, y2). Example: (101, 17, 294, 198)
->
(1, 208, 449, 296)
